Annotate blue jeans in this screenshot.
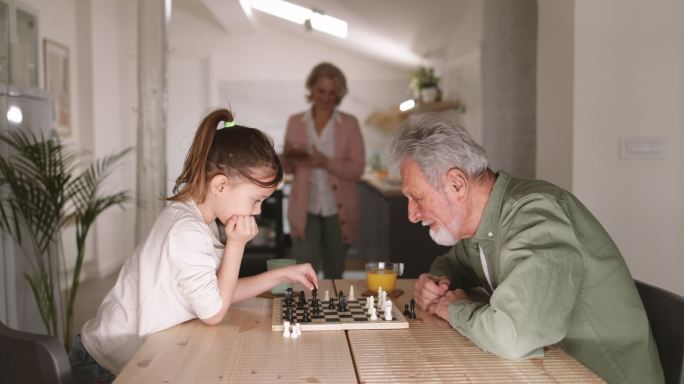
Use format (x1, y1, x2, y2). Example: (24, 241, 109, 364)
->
(69, 334, 116, 384)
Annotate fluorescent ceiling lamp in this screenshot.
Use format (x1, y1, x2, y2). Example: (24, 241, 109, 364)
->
(399, 99, 415, 112)
(247, 0, 347, 39)
(310, 13, 347, 39)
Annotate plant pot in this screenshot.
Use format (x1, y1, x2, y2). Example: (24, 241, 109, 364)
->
(420, 87, 438, 103)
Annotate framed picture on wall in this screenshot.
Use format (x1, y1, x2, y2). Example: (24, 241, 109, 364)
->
(43, 38, 71, 137)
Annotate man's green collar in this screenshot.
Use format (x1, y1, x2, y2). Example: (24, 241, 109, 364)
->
(473, 171, 511, 241)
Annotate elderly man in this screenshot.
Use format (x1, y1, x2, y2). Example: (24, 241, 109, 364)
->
(389, 114, 663, 384)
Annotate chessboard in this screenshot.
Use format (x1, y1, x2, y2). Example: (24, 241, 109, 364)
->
(271, 296, 409, 331)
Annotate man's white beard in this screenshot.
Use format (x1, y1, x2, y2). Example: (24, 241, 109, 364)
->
(423, 221, 459, 246)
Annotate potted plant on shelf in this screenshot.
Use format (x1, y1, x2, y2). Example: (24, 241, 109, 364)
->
(410, 66, 440, 103)
(0, 130, 131, 350)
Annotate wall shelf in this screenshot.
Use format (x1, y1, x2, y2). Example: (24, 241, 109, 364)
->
(366, 100, 461, 133)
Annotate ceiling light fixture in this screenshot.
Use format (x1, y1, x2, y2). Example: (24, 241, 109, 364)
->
(247, 0, 348, 39)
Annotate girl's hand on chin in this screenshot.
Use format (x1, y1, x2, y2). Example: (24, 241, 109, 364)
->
(224, 215, 258, 247)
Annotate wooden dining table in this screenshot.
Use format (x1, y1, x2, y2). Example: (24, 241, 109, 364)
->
(115, 279, 604, 383)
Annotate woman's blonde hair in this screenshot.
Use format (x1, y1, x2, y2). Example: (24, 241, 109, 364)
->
(305, 62, 348, 106)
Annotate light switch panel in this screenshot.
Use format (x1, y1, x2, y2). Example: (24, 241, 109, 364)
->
(619, 137, 665, 159)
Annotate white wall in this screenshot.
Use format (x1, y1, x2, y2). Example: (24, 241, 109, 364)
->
(165, 8, 410, 192)
(88, 1, 136, 277)
(536, 1, 574, 191)
(572, 0, 684, 295)
(441, 0, 483, 143)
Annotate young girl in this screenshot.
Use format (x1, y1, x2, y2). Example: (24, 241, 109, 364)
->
(69, 108, 318, 383)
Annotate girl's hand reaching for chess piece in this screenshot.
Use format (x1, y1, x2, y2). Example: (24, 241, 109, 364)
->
(274, 263, 319, 291)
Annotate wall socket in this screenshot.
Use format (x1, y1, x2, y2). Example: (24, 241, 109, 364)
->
(619, 137, 666, 159)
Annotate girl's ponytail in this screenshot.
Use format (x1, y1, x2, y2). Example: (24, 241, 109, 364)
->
(168, 109, 282, 203)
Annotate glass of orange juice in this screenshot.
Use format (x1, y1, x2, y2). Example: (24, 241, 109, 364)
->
(365, 262, 404, 293)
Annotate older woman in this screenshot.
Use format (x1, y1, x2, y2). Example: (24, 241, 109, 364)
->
(282, 62, 365, 278)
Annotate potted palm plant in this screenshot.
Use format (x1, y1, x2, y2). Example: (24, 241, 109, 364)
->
(410, 66, 440, 103)
(0, 129, 131, 350)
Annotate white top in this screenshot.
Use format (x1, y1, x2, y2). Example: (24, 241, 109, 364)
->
(81, 200, 224, 374)
(304, 109, 340, 216)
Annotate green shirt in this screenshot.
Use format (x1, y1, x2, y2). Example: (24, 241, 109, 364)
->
(430, 172, 664, 383)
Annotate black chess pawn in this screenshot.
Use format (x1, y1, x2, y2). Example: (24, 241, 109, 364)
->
(404, 304, 410, 316)
(328, 297, 335, 309)
(298, 290, 306, 308)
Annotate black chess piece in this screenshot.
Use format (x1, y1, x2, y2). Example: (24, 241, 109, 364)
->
(404, 304, 410, 316)
(285, 288, 293, 306)
(303, 310, 311, 322)
(337, 291, 346, 311)
(298, 290, 306, 308)
(286, 305, 293, 322)
(328, 297, 335, 309)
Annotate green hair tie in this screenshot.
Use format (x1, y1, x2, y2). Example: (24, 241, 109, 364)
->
(218, 120, 236, 130)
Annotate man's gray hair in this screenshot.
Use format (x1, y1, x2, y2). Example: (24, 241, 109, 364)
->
(389, 113, 490, 188)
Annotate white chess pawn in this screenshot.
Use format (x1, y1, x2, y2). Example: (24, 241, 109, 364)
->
(384, 300, 393, 321)
(369, 306, 378, 320)
(290, 324, 299, 338)
(283, 321, 291, 337)
(295, 323, 302, 336)
(349, 285, 356, 301)
(324, 290, 330, 302)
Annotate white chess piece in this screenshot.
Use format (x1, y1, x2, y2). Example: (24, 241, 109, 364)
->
(296, 323, 302, 336)
(290, 324, 299, 338)
(283, 321, 291, 337)
(367, 296, 375, 313)
(369, 306, 378, 320)
(349, 285, 356, 301)
(381, 291, 388, 309)
(324, 290, 330, 302)
(377, 287, 383, 306)
(384, 300, 393, 321)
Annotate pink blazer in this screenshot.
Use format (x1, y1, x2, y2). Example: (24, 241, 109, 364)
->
(282, 110, 365, 244)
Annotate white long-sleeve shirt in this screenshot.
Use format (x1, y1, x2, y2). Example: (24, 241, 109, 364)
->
(81, 200, 224, 374)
